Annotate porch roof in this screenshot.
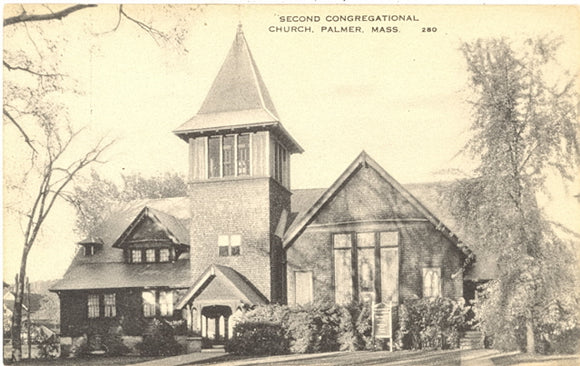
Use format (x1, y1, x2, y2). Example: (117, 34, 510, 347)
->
(176, 264, 268, 310)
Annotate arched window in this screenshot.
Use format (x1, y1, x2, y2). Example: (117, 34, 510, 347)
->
(422, 268, 441, 298)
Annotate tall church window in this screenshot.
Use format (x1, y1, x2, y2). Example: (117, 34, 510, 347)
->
(222, 135, 235, 177)
(423, 268, 441, 298)
(237, 134, 250, 175)
(333, 231, 399, 304)
(333, 233, 353, 304)
(273, 141, 288, 184)
(295, 271, 313, 305)
(88, 294, 99, 319)
(357, 232, 376, 303)
(208, 137, 221, 178)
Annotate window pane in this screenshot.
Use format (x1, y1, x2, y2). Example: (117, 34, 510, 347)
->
(146, 249, 156, 263)
(159, 291, 173, 317)
(333, 233, 352, 249)
(132, 250, 142, 263)
(334, 249, 352, 304)
(358, 248, 375, 303)
(231, 235, 241, 256)
(237, 134, 250, 176)
(142, 291, 156, 317)
(104, 294, 116, 317)
(380, 232, 399, 247)
(423, 268, 441, 298)
(208, 137, 221, 178)
(380, 247, 399, 303)
(88, 294, 99, 319)
(159, 249, 170, 262)
(223, 136, 235, 177)
(357, 232, 375, 248)
(295, 272, 313, 305)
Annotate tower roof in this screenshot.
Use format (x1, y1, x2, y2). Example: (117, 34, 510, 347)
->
(198, 24, 279, 118)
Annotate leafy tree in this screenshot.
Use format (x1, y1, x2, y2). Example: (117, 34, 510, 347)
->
(70, 170, 187, 238)
(3, 4, 195, 361)
(448, 38, 579, 353)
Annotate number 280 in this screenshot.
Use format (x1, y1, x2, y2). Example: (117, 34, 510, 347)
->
(422, 27, 437, 32)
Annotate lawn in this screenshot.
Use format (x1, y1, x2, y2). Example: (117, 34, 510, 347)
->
(2, 355, 157, 366)
(491, 353, 580, 366)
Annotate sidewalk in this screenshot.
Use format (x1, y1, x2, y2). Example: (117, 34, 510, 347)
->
(132, 348, 227, 366)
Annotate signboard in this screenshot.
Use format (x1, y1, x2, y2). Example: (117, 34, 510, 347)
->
(372, 302, 393, 351)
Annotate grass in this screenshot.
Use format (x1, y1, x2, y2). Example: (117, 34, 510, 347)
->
(3, 355, 158, 366)
(491, 353, 580, 366)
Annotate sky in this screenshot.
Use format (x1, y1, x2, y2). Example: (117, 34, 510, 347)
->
(3, 4, 580, 281)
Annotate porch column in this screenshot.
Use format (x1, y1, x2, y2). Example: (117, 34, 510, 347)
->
(215, 317, 220, 339)
(224, 316, 229, 340)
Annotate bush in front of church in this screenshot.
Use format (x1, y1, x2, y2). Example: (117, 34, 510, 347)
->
(395, 297, 470, 350)
(225, 321, 290, 356)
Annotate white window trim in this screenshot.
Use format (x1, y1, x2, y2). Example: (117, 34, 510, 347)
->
(422, 267, 442, 298)
(295, 271, 314, 306)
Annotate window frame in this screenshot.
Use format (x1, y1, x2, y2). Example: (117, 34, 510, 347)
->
(104, 293, 116, 318)
(87, 294, 100, 319)
(332, 231, 400, 304)
(294, 271, 314, 306)
(142, 290, 157, 318)
(159, 290, 174, 317)
(422, 267, 441, 298)
(207, 134, 253, 179)
(218, 234, 241, 257)
(159, 248, 170, 262)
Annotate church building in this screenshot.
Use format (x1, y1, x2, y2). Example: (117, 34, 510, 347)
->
(51, 26, 481, 352)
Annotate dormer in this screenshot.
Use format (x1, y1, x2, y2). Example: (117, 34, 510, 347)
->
(112, 207, 189, 264)
(77, 237, 104, 257)
(173, 25, 302, 190)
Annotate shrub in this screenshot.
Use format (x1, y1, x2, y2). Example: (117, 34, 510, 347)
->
(37, 336, 59, 359)
(287, 302, 341, 353)
(338, 302, 373, 351)
(226, 322, 289, 356)
(135, 319, 184, 357)
(396, 297, 469, 350)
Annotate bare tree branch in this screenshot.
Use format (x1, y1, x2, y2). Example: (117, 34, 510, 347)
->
(120, 6, 167, 45)
(4, 4, 97, 27)
(3, 108, 37, 153)
(3, 60, 61, 78)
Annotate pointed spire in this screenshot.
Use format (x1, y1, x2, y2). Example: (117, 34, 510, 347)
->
(174, 26, 303, 154)
(196, 25, 279, 118)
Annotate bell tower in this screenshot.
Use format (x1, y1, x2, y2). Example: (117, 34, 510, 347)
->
(174, 26, 302, 303)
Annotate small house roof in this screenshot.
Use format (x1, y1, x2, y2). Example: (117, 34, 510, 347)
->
(176, 264, 268, 309)
(50, 197, 191, 292)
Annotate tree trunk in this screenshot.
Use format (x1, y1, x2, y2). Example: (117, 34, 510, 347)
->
(526, 317, 535, 354)
(11, 246, 30, 362)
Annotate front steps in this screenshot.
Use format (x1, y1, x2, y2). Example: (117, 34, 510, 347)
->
(460, 330, 484, 349)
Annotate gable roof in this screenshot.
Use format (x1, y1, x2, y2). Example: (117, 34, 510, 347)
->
(176, 264, 268, 309)
(112, 206, 189, 248)
(283, 151, 474, 261)
(50, 197, 191, 292)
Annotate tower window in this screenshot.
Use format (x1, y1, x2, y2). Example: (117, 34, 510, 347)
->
(208, 136, 221, 178)
(207, 134, 252, 179)
(223, 135, 235, 177)
(218, 235, 241, 256)
(237, 134, 250, 175)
